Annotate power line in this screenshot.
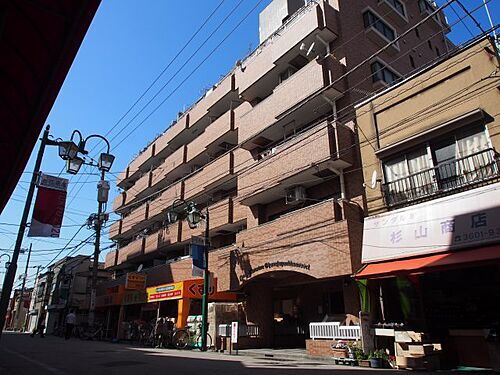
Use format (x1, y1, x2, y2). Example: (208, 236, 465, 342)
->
(112, 0, 267, 150)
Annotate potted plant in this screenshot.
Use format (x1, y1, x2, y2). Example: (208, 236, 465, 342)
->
(368, 349, 388, 368)
(331, 340, 348, 358)
(352, 346, 369, 367)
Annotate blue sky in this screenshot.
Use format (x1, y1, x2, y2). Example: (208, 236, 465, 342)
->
(0, 0, 497, 289)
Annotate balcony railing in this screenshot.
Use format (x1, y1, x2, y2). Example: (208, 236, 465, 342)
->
(383, 148, 500, 207)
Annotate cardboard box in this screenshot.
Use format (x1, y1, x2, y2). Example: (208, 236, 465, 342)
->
(408, 344, 436, 355)
(395, 330, 428, 343)
(396, 354, 441, 370)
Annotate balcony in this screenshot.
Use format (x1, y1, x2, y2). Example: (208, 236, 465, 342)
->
(154, 114, 189, 159)
(119, 143, 155, 188)
(104, 251, 117, 269)
(116, 238, 145, 265)
(234, 199, 355, 283)
(120, 203, 149, 238)
(151, 145, 187, 189)
(112, 192, 126, 212)
(184, 152, 234, 200)
(148, 181, 184, 220)
(236, 0, 338, 96)
(238, 59, 341, 144)
(144, 224, 181, 255)
(108, 220, 121, 240)
(188, 73, 237, 128)
(382, 149, 500, 207)
(181, 198, 239, 242)
(238, 123, 353, 205)
(186, 110, 236, 164)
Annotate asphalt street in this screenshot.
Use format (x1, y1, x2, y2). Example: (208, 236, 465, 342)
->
(0, 332, 429, 375)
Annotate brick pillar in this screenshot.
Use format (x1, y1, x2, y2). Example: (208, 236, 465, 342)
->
(243, 280, 274, 348)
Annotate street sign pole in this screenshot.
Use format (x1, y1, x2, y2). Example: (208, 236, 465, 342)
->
(200, 207, 210, 351)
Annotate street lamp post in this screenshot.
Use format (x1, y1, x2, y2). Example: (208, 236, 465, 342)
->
(166, 200, 210, 351)
(60, 132, 114, 327)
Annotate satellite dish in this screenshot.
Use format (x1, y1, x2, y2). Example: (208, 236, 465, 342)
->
(306, 42, 316, 57)
(370, 170, 379, 189)
(137, 264, 143, 273)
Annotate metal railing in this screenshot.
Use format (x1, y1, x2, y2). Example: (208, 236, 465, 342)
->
(309, 322, 361, 340)
(218, 324, 260, 338)
(382, 148, 499, 207)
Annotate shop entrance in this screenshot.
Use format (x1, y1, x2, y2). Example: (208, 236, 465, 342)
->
(243, 273, 358, 349)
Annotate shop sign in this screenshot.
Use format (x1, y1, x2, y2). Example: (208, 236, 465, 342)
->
(28, 173, 68, 238)
(123, 290, 148, 305)
(147, 282, 183, 302)
(239, 260, 311, 281)
(183, 278, 216, 299)
(231, 321, 238, 343)
(125, 272, 146, 290)
(362, 182, 500, 263)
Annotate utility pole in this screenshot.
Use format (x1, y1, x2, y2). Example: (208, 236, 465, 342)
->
(200, 207, 210, 351)
(88, 169, 108, 327)
(15, 244, 32, 331)
(0, 126, 58, 340)
(30, 265, 42, 332)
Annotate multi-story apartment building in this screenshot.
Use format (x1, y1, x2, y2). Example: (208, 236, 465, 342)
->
(26, 270, 53, 333)
(44, 256, 109, 333)
(105, 0, 450, 348)
(355, 36, 500, 368)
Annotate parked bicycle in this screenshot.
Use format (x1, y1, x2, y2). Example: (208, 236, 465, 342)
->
(173, 323, 212, 350)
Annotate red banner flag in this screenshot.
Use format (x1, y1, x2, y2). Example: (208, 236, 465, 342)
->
(28, 174, 68, 238)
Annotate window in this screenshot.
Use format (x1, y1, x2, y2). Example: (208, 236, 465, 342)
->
(279, 66, 298, 84)
(428, 40, 433, 50)
(436, 47, 440, 57)
(415, 27, 420, 39)
(419, 0, 441, 24)
(381, 0, 405, 17)
(409, 55, 415, 69)
(382, 124, 495, 205)
(363, 11, 396, 41)
(371, 61, 400, 84)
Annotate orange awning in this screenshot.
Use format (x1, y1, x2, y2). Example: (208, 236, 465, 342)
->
(356, 245, 500, 279)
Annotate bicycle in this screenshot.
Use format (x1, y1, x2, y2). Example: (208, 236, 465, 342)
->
(172, 323, 212, 350)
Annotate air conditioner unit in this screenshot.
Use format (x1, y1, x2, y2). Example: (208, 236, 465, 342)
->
(285, 186, 307, 205)
(258, 147, 277, 160)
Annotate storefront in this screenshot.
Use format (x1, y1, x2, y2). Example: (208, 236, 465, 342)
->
(146, 278, 238, 329)
(357, 183, 500, 369)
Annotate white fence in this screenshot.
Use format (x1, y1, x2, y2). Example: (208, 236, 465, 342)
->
(309, 322, 361, 340)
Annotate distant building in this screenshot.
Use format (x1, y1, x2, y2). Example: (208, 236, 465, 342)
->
(43, 256, 110, 334)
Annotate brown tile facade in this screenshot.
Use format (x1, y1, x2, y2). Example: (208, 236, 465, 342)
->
(106, 0, 452, 349)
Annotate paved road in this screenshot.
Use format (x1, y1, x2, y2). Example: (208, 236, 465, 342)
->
(0, 332, 406, 375)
